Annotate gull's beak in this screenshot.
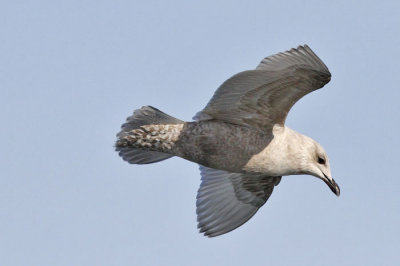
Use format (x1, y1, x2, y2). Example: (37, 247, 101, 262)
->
(323, 174, 340, 196)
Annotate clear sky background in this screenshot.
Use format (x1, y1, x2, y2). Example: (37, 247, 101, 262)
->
(1, 1, 399, 265)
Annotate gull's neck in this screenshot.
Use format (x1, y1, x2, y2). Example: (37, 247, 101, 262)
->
(243, 125, 312, 176)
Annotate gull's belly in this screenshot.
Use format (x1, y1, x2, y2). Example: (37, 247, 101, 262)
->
(173, 121, 272, 173)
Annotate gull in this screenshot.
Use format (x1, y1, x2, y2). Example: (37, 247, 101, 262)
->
(115, 45, 340, 237)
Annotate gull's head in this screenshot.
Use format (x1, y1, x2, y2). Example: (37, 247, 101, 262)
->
(301, 139, 340, 196)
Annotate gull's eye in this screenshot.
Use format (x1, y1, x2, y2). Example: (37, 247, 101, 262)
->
(318, 157, 326, 165)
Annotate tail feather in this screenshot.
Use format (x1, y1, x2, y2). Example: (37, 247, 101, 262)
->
(116, 106, 183, 165)
(118, 106, 183, 137)
(117, 148, 174, 165)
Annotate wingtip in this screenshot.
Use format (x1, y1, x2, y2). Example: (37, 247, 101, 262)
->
(300, 44, 310, 49)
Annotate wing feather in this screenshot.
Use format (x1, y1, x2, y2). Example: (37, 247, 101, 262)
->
(193, 45, 331, 130)
(196, 165, 281, 237)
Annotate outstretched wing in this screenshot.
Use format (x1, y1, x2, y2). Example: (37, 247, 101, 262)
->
(193, 45, 331, 131)
(196, 165, 281, 237)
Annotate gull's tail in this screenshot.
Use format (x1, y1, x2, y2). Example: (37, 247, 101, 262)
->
(115, 106, 184, 164)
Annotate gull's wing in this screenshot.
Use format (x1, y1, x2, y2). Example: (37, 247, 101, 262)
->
(196, 165, 281, 237)
(193, 45, 331, 131)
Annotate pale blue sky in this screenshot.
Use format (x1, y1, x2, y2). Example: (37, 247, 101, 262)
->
(1, 1, 399, 265)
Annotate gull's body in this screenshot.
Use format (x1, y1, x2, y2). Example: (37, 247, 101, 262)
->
(115, 45, 340, 237)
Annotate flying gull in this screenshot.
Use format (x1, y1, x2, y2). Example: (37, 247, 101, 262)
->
(115, 45, 340, 237)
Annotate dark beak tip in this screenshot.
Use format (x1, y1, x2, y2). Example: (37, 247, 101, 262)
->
(335, 184, 341, 197)
(329, 186, 340, 197)
(324, 174, 340, 197)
